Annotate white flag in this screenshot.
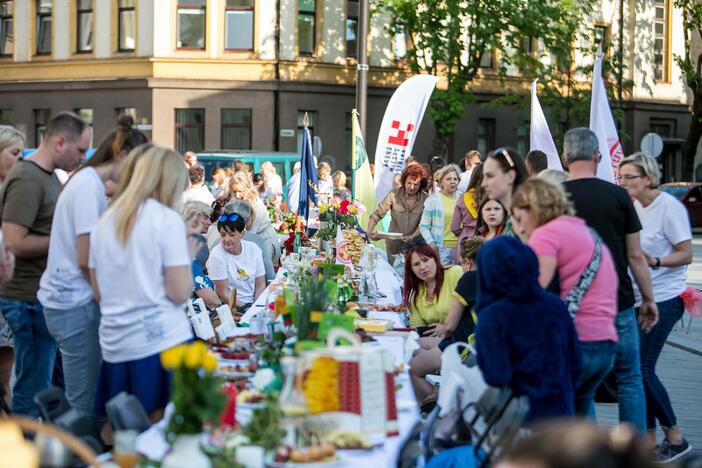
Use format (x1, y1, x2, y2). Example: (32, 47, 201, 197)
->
(589, 53, 624, 183)
(530, 80, 563, 171)
(374, 75, 439, 202)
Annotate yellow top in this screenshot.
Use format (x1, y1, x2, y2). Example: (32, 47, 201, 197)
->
(409, 266, 463, 327)
(440, 193, 458, 248)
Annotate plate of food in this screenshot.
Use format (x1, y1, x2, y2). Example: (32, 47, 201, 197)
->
(267, 443, 341, 467)
(216, 363, 256, 378)
(324, 430, 381, 450)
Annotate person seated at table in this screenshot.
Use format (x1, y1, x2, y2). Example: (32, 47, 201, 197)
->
(408, 236, 484, 408)
(222, 199, 276, 283)
(180, 202, 221, 309)
(475, 236, 582, 424)
(207, 209, 266, 314)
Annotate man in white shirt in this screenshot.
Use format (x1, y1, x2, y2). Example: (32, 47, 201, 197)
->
(183, 165, 215, 206)
(457, 150, 481, 193)
(286, 161, 302, 213)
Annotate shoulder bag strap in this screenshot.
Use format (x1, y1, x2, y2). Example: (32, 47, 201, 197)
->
(564, 228, 602, 319)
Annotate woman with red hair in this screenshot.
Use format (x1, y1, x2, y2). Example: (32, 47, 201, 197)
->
(403, 242, 463, 407)
(367, 164, 430, 263)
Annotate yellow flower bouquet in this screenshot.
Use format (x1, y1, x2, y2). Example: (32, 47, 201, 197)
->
(160, 341, 227, 438)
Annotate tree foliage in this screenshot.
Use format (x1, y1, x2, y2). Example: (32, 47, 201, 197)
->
(379, 0, 594, 156)
(674, 0, 702, 179)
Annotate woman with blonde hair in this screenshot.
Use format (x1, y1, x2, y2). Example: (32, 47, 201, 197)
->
(228, 172, 280, 263)
(419, 164, 461, 265)
(89, 146, 196, 419)
(511, 178, 618, 418)
(0, 126, 24, 183)
(332, 170, 351, 201)
(619, 153, 693, 461)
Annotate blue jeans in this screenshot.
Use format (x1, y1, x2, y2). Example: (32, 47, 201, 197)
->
(640, 296, 684, 431)
(575, 340, 616, 417)
(44, 301, 102, 414)
(0, 298, 58, 417)
(613, 307, 646, 432)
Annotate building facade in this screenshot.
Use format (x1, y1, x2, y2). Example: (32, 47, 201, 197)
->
(0, 0, 692, 179)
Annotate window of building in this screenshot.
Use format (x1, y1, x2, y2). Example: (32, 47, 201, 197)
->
(34, 109, 51, 145)
(0, 109, 12, 125)
(479, 50, 494, 69)
(594, 24, 608, 49)
(74, 108, 93, 125)
(225, 0, 254, 50)
(346, 0, 358, 58)
(392, 24, 407, 60)
(76, 0, 93, 52)
(177, 0, 206, 50)
(221, 108, 252, 149)
(118, 0, 136, 51)
(653, 0, 669, 82)
(36, 0, 52, 55)
(0, 1, 13, 57)
(477, 118, 495, 157)
(297, 111, 316, 153)
(516, 122, 529, 156)
(298, 0, 316, 55)
(345, 112, 352, 164)
(116, 107, 137, 119)
(649, 118, 676, 138)
(175, 108, 205, 153)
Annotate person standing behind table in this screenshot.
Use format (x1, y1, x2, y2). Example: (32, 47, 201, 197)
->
(332, 171, 351, 202)
(228, 172, 281, 264)
(207, 210, 266, 315)
(0, 112, 90, 417)
(286, 162, 302, 213)
(475, 236, 582, 424)
(210, 167, 227, 199)
(525, 150, 548, 178)
(367, 164, 430, 263)
(89, 146, 196, 420)
(317, 162, 334, 198)
(511, 179, 618, 418)
(261, 161, 283, 197)
(183, 165, 215, 206)
(451, 165, 483, 263)
(183, 151, 197, 170)
(38, 116, 147, 415)
(561, 128, 658, 434)
(0, 125, 22, 409)
(481, 147, 529, 237)
(420, 164, 461, 265)
(457, 150, 481, 193)
(618, 153, 693, 462)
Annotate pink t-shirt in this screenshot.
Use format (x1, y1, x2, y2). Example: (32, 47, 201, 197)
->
(529, 216, 618, 343)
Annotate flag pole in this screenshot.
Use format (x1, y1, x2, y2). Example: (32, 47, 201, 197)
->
(355, 0, 369, 143)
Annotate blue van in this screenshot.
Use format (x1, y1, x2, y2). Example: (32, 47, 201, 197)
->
(195, 150, 299, 196)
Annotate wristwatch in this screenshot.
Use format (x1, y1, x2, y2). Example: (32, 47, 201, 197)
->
(652, 257, 661, 270)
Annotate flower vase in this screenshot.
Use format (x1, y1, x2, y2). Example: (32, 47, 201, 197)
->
(162, 434, 211, 468)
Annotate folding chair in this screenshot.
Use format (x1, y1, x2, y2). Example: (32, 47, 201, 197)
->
(396, 419, 426, 468)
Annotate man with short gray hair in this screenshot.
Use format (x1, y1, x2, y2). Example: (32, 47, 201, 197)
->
(562, 127, 657, 434)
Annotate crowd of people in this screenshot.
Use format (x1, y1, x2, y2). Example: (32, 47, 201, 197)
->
(0, 110, 696, 464)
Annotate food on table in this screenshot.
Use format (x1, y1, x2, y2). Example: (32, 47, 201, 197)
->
(354, 319, 393, 333)
(341, 229, 364, 265)
(275, 443, 336, 463)
(356, 303, 406, 312)
(353, 328, 376, 343)
(237, 389, 265, 404)
(325, 430, 372, 449)
(303, 356, 340, 414)
(218, 362, 258, 375)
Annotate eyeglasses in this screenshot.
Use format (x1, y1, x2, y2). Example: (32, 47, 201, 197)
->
(494, 147, 515, 168)
(218, 213, 240, 222)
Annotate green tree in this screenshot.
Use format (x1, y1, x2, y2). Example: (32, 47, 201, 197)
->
(675, 0, 702, 180)
(380, 0, 592, 156)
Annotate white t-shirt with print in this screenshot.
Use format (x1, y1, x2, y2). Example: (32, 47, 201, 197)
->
(207, 240, 265, 304)
(632, 191, 692, 305)
(89, 198, 193, 363)
(39, 167, 106, 310)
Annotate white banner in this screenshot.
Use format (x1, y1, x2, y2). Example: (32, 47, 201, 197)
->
(590, 53, 623, 183)
(530, 80, 563, 171)
(374, 75, 439, 202)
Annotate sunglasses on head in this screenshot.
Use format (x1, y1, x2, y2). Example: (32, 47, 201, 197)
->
(493, 147, 515, 168)
(218, 213, 240, 222)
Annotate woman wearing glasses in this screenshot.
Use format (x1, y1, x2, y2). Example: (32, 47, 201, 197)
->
(207, 210, 266, 314)
(619, 153, 693, 462)
(419, 164, 462, 265)
(481, 147, 529, 237)
(89, 146, 196, 420)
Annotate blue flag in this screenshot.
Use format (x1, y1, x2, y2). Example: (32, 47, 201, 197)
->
(297, 127, 318, 222)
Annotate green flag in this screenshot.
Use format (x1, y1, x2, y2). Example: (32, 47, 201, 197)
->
(351, 109, 377, 232)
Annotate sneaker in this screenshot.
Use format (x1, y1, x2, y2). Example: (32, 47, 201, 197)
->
(653, 438, 692, 464)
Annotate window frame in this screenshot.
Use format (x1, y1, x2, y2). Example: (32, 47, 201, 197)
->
(297, 0, 316, 56)
(74, 108, 94, 126)
(345, 0, 358, 58)
(224, 0, 255, 51)
(34, 108, 51, 146)
(476, 118, 496, 157)
(0, 0, 13, 58)
(479, 49, 494, 69)
(76, 0, 93, 53)
(174, 108, 206, 154)
(117, 0, 136, 52)
(35, 0, 52, 56)
(176, 0, 207, 51)
(653, 0, 671, 83)
(220, 108, 252, 150)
